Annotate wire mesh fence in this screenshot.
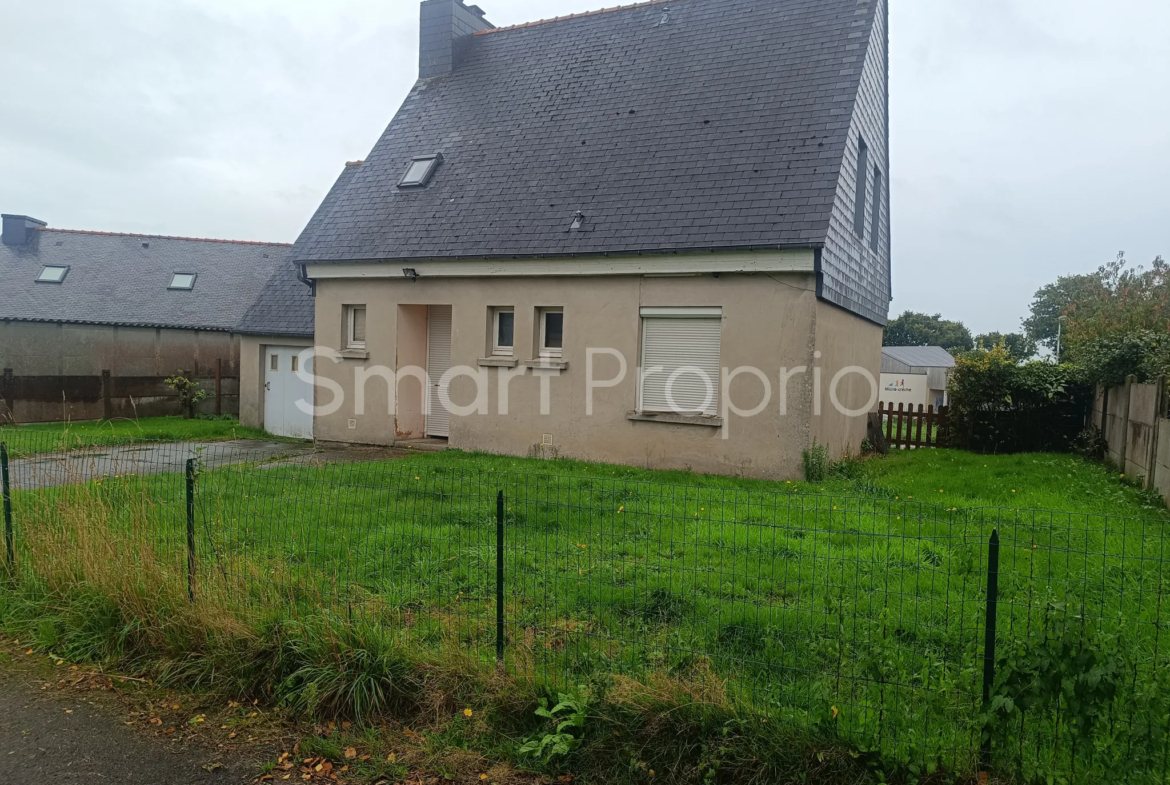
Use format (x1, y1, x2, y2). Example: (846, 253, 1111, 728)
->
(2, 431, 1169, 783)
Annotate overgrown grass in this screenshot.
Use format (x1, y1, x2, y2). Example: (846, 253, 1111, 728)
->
(0, 415, 301, 457)
(4, 445, 1168, 783)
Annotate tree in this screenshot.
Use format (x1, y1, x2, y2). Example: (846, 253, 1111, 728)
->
(883, 311, 974, 353)
(974, 332, 1038, 360)
(1024, 252, 1169, 358)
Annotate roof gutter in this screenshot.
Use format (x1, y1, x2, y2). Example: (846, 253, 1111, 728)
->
(297, 263, 317, 296)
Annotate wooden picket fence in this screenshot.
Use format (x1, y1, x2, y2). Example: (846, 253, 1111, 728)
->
(877, 401, 950, 450)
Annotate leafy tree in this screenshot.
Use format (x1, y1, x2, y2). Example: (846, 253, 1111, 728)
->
(974, 332, 1037, 360)
(883, 311, 973, 353)
(1024, 252, 1169, 358)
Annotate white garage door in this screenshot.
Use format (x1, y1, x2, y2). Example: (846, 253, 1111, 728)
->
(264, 346, 314, 439)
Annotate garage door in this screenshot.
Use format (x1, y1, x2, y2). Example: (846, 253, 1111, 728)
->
(263, 346, 314, 439)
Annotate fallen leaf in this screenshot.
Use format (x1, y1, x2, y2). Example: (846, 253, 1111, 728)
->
(345, 747, 357, 759)
(202, 762, 224, 772)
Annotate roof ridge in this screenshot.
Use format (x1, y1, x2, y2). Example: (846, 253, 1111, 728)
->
(37, 227, 292, 247)
(474, 0, 672, 35)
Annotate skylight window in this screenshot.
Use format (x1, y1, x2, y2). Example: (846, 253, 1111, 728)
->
(398, 154, 443, 188)
(169, 273, 197, 291)
(36, 265, 69, 283)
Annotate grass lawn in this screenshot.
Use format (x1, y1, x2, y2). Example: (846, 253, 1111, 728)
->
(0, 416, 302, 457)
(9, 446, 1170, 781)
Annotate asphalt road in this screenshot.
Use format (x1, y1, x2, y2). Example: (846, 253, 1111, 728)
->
(0, 671, 259, 785)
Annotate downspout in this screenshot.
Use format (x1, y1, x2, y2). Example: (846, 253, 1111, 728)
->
(297, 263, 316, 297)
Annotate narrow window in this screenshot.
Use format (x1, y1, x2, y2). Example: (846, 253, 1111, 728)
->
(270, 354, 279, 372)
(869, 167, 883, 252)
(169, 273, 197, 290)
(638, 308, 722, 416)
(36, 265, 69, 283)
(538, 308, 564, 358)
(493, 308, 515, 356)
(347, 306, 367, 349)
(853, 138, 869, 238)
(291, 355, 299, 373)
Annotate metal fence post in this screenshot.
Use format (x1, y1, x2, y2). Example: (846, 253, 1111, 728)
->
(1, 442, 13, 569)
(496, 490, 505, 664)
(981, 529, 1001, 774)
(185, 458, 196, 604)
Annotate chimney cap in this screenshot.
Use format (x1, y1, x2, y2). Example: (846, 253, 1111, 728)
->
(2, 214, 48, 247)
(1, 214, 48, 228)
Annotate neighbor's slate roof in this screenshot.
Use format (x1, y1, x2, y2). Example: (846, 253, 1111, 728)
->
(0, 229, 291, 332)
(237, 164, 364, 337)
(881, 346, 956, 370)
(296, 0, 877, 263)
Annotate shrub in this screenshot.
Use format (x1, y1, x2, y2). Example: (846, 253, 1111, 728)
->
(948, 346, 1091, 453)
(164, 372, 209, 420)
(1075, 330, 1170, 388)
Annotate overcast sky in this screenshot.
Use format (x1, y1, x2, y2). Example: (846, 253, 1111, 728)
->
(2, 0, 1167, 336)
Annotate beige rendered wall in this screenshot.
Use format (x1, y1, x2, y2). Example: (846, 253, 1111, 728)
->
(239, 335, 314, 430)
(312, 271, 877, 479)
(812, 300, 883, 460)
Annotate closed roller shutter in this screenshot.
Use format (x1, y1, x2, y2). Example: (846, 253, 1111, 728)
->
(639, 311, 722, 415)
(426, 305, 452, 438)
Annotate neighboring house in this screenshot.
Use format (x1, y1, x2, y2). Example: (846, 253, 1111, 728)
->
(0, 213, 291, 423)
(292, 0, 892, 478)
(880, 346, 955, 410)
(236, 163, 363, 439)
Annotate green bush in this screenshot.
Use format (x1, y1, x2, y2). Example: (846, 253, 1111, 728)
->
(948, 346, 1092, 453)
(801, 443, 830, 481)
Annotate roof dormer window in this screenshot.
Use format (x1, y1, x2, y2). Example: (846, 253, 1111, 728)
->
(169, 273, 197, 291)
(398, 154, 443, 188)
(36, 265, 69, 283)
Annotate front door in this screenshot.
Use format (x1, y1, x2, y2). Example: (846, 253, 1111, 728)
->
(426, 306, 452, 438)
(264, 346, 314, 439)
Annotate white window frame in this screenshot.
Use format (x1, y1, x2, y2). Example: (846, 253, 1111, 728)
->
(36, 265, 69, 283)
(637, 307, 723, 416)
(169, 273, 197, 291)
(538, 307, 564, 358)
(492, 307, 515, 357)
(346, 305, 367, 350)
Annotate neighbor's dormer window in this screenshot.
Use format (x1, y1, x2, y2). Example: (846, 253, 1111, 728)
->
(398, 154, 443, 188)
(169, 273, 197, 291)
(37, 265, 69, 283)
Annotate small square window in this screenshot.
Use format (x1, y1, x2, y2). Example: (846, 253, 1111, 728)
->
(492, 308, 515, 356)
(538, 308, 564, 358)
(347, 306, 367, 349)
(36, 265, 69, 283)
(398, 154, 443, 188)
(169, 273, 197, 290)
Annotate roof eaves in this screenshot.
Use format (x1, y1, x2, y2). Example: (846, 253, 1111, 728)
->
(1, 315, 237, 333)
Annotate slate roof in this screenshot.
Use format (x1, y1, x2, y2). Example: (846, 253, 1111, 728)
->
(296, 0, 878, 263)
(237, 164, 365, 337)
(881, 346, 956, 370)
(0, 227, 290, 332)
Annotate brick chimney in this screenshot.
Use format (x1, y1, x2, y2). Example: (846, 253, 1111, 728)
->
(1, 215, 47, 246)
(419, 0, 493, 79)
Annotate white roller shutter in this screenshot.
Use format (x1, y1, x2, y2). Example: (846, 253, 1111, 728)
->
(426, 305, 452, 437)
(639, 311, 722, 416)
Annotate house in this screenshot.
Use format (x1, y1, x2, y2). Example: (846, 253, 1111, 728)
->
(0, 214, 291, 423)
(880, 346, 955, 410)
(236, 163, 362, 439)
(285, 0, 892, 478)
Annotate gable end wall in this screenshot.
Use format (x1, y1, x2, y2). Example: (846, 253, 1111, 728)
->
(820, 0, 890, 326)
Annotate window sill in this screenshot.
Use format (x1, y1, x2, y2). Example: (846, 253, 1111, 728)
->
(478, 357, 518, 368)
(338, 349, 370, 360)
(627, 412, 724, 428)
(524, 359, 569, 371)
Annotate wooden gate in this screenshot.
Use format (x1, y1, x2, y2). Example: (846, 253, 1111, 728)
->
(877, 402, 950, 449)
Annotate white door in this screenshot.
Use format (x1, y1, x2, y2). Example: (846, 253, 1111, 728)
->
(264, 346, 314, 439)
(426, 305, 452, 438)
